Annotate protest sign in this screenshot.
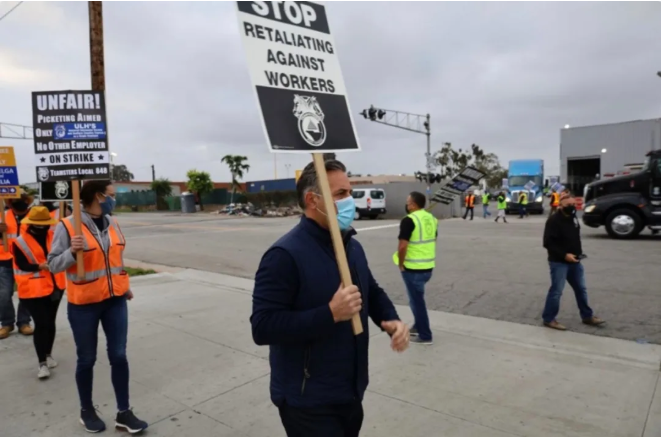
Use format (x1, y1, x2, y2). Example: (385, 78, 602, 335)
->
(236, 1, 360, 153)
(237, 1, 362, 334)
(430, 166, 487, 206)
(40, 181, 74, 202)
(0, 146, 20, 250)
(32, 90, 110, 182)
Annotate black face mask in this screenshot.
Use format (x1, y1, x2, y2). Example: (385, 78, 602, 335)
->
(562, 206, 576, 215)
(11, 201, 28, 212)
(29, 226, 49, 235)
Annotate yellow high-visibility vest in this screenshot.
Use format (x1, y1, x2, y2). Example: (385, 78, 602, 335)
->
(393, 209, 438, 270)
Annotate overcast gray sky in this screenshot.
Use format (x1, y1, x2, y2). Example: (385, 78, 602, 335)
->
(1, 1, 660, 184)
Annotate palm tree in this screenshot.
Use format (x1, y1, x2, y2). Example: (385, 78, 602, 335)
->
(151, 178, 173, 210)
(221, 155, 250, 204)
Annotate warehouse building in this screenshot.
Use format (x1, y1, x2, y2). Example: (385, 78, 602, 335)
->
(560, 118, 661, 195)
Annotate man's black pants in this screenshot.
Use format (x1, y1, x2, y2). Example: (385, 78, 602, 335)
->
(278, 401, 364, 437)
(463, 207, 474, 220)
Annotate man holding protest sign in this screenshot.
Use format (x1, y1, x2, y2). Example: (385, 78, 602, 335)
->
(252, 160, 408, 436)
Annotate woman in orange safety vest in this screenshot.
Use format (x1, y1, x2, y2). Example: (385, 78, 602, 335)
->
(47, 181, 148, 434)
(463, 191, 476, 220)
(12, 206, 66, 379)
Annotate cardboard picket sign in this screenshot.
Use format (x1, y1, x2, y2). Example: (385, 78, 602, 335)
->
(236, 1, 363, 334)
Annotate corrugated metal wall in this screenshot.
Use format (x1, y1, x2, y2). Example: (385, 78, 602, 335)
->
(246, 178, 296, 193)
(560, 119, 661, 182)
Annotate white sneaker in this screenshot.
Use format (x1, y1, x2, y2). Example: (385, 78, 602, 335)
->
(46, 356, 58, 369)
(38, 365, 50, 380)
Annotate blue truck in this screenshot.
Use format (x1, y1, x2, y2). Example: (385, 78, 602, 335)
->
(506, 159, 545, 214)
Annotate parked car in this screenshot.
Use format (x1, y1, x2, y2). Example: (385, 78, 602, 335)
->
(351, 188, 386, 220)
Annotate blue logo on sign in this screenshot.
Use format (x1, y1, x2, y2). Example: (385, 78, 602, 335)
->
(0, 167, 19, 186)
(54, 125, 67, 139)
(53, 123, 106, 140)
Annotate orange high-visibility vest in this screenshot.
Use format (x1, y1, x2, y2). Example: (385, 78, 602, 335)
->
(0, 210, 29, 261)
(61, 216, 130, 305)
(465, 195, 475, 208)
(13, 231, 66, 299)
(551, 192, 560, 207)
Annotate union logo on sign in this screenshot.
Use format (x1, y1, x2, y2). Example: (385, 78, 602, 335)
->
(292, 95, 327, 147)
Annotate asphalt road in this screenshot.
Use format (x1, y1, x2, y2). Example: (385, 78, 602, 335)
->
(118, 211, 661, 343)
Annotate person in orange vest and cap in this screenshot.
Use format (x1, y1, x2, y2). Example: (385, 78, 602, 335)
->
(12, 206, 66, 379)
(463, 190, 476, 220)
(549, 188, 560, 216)
(0, 191, 34, 340)
(48, 180, 148, 434)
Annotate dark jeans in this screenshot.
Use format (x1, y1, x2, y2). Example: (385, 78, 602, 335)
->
(278, 401, 364, 437)
(68, 296, 130, 412)
(463, 207, 474, 220)
(519, 205, 527, 218)
(542, 262, 594, 323)
(21, 293, 62, 363)
(482, 204, 491, 218)
(401, 270, 433, 341)
(0, 264, 31, 327)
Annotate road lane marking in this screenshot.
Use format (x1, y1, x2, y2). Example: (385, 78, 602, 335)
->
(355, 224, 399, 232)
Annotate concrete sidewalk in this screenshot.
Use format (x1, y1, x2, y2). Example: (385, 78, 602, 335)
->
(1, 269, 660, 437)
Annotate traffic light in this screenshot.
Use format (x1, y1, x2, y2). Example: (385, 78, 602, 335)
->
(368, 106, 377, 121)
(414, 171, 427, 182)
(428, 173, 442, 184)
(361, 105, 386, 122)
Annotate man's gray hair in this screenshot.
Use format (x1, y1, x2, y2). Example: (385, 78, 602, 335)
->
(296, 159, 347, 209)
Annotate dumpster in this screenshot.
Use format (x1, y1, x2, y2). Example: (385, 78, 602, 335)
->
(181, 192, 196, 213)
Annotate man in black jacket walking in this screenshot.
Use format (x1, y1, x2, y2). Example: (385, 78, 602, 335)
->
(542, 192, 605, 330)
(251, 160, 409, 437)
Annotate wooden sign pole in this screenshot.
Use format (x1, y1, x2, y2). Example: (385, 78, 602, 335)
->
(0, 199, 6, 251)
(59, 201, 66, 218)
(72, 181, 85, 279)
(312, 154, 363, 336)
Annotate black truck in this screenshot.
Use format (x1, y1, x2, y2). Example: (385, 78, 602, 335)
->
(582, 150, 661, 239)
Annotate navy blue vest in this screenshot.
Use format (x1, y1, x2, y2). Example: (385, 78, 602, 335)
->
(268, 217, 372, 408)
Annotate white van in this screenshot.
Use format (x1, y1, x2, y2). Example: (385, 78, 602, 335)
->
(351, 188, 386, 220)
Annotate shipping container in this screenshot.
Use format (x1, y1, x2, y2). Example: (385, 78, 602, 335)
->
(560, 119, 661, 195)
(247, 178, 296, 193)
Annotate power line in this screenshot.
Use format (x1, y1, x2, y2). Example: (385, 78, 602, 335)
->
(0, 1, 24, 23)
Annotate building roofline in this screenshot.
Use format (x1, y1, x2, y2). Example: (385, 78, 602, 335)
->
(562, 118, 661, 130)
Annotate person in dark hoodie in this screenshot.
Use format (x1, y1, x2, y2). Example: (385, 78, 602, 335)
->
(542, 191, 605, 331)
(251, 159, 409, 437)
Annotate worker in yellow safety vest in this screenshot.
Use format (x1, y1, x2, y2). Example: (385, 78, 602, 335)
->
(393, 191, 438, 345)
(518, 191, 529, 219)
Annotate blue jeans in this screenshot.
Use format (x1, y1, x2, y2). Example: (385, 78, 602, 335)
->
(68, 296, 130, 411)
(542, 262, 594, 323)
(482, 205, 491, 218)
(401, 270, 433, 341)
(0, 264, 31, 327)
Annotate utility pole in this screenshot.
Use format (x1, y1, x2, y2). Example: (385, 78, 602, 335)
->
(151, 164, 155, 181)
(89, 2, 105, 91)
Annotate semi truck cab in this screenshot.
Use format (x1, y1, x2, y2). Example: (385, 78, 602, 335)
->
(506, 159, 545, 214)
(582, 150, 661, 239)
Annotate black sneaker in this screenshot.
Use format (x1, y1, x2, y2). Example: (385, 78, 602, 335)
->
(116, 409, 148, 434)
(80, 408, 106, 433)
(411, 337, 433, 345)
(409, 327, 419, 337)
